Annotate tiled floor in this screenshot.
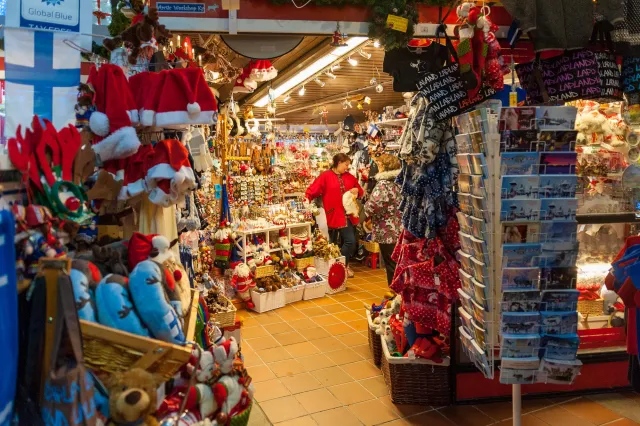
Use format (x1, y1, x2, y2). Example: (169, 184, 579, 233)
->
(241, 265, 640, 426)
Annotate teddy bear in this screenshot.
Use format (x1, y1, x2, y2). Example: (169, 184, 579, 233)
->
(105, 368, 161, 426)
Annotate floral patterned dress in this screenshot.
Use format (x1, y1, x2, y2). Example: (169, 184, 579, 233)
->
(364, 170, 402, 244)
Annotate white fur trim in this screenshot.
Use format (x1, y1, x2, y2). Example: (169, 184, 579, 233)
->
(141, 109, 156, 127)
(375, 169, 401, 180)
(187, 102, 201, 116)
(117, 178, 146, 201)
(147, 187, 173, 206)
(155, 110, 217, 126)
(146, 164, 196, 191)
(128, 109, 140, 124)
(91, 126, 140, 162)
(196, 384, 215, 418)
(89, 111, 110, 137)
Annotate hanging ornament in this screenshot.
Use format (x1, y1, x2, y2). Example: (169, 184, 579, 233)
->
(370, 77, 377, 85)
(320, 106, 329, 125)
(376, 84, 384, 93)
(331, 22, 348, 47)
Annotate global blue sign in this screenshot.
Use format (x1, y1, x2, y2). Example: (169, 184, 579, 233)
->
(156, 2, 206, 13)
(20, 0, 80, 32)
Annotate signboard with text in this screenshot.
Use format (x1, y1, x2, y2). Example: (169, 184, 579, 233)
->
(17, 0, 81, 32)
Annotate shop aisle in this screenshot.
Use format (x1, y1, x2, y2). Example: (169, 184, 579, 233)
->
(240, 265, 640, 426)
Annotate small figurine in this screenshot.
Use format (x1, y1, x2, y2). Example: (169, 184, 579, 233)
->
(331, 23, 348, 47)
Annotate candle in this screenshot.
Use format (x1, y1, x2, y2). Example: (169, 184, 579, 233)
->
(170, 40, 173, 48)
(192, 48, 195, 58)
(177, 35, 181, 45)
(198, 54, 202, 66)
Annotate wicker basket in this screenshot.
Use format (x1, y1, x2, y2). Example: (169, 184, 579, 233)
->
(578, 299, 604, 316)
(209, 294, 237, 329)
(285, 284, 306, 304)
(302, 278, 327, 300)
(366, 310, 382, 367)
(361, 240, 381, 254)
(380, 336, 451, 406)
(294, 257, 315, 271)
(80, 289, 199, 382)
(251, 288, 286, 313)
(255, 264, 276, 278)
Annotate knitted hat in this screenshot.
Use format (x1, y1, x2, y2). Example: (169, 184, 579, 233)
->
(118, 144, 154, 200)
(126, 232, 175, 270)
(87, 64, 141, 162)
(248, 59, 278, 82)
(153, 68, 218, 127)
(145, 139, 196, 206)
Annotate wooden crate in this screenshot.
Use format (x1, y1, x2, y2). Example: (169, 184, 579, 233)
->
(80, 289, 199, 381)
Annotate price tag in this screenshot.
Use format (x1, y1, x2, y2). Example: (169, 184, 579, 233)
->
(435, 275, 440, 287)
(386, 14, 409, 33)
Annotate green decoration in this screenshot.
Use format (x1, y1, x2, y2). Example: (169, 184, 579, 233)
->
(108, 1, 131, 38)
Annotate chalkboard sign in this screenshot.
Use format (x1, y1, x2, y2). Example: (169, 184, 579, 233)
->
(594, 51, 623, 101)
(516, 49, 602, 105)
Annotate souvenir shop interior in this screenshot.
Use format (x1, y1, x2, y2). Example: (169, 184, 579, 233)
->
(4, 0, 640, 425)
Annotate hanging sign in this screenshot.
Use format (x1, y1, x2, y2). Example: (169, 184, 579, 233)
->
(15, 0, 81, 32)
(156, 2, 207, 13)
(386, 14, 408, 33)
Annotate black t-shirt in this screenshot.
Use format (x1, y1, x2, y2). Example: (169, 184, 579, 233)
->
(383, 43, 450, 92)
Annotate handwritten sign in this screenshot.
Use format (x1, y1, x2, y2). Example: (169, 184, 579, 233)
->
(386, 14, 409, 33)
(416, 63, 468, 121)
(516, 49, 602, 105)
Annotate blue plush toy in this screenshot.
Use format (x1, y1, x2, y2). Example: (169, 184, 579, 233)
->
(129, 260, 186, 344)
(69, 259, 101, 322)
(95, 274, 150, 337)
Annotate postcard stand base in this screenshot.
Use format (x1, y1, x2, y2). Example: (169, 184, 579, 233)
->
(513, 384, 522, 426)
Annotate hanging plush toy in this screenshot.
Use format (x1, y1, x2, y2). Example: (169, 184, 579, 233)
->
(230, 263, 255, 309)
(69, 259, 102, 322)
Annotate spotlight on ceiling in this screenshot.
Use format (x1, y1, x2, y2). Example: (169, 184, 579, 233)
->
(358, 49, 371, 59)
(347, 56, 358, 66)
(298, 86, 306, 96)
(283, 94, 291, 103)
(314, 78, 325, 87)
(325, 71, 337, 79)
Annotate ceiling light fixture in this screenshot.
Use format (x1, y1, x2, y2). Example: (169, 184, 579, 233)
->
(253, 37, 368, 107)
(358, 49, 371, 59)
(298, 85, 306, 96)
(325, 71, 337, 79)
(314, 78, 325, 87)
(330, 64, 341, 72)
(283, 94, 291, 103)
(348, 56, 358, 66)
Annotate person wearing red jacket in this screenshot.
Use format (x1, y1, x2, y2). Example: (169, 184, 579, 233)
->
(306, 153, 364, 277)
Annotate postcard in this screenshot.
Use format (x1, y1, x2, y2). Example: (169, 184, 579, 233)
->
(457, 211, 472, 234)
(536, 106, 578, 130)
(458, 174, 472, 194)
(459, 306, 474, 333)
(540, 311, 578, 335)
(471, 195, 487, 218)
(472, 277, 489, 310)
(541, 290, 580, 311)
(501, 130, 541, 152)
(540, 242, 579, 268)
(471, 235, 490, 265)
(540, 267, 578, 290)
(471, 216, 487, 240)
(469, 153, 488, 177)
(459, 269, 474, 294)
(502, 267, 540, 290)
(538, 130, 578, 152)
(538, 358, 582, 385)
(538, 175, 578, 198)
(500, 106, 537, 130)
(459, 326, 474, 354)
(501, 199, 541, 222)
(539, 152, 578, 174)
(503, 243, 542, 268)
(502, 175, 540, 199)
(458, 192, 473, 216)
(470, 175, 485, 197)
(500, 367, 538, 385)
(471, 256, 489, 283)
(540, 221, 578, 243)
(455, 134, 473, 154)
(454, 113, 472, 134)
(501, 312, 540, 334)
(458, 288, 475, 314)
(501, 356, 541, 370)
(469, 109, 486, 133)
(470, 131, 487, 154)
(502, 290, 541, 313)
(457, 250, 474, 276)
(472, 319, 486, 347)
(541, 334, 579, 361)
(458, 231, 474, 255)
(501, 152, 540, 175)
(501, 334, 541, 359)
(472, 340, 492, 378)
(457, 154, 471, 174)
(540, 198, 578, 221)
(502, 223, 540, 244)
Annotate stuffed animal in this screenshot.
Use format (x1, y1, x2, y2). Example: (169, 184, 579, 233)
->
(212, 337, 239, 374)
(303, 266, 322, 283)
(230, 263, 255, 309)
(291, 239, 305, 258)
(342, 192, 359, 225)
(186, 347, 216, 384)
(129, 260, 186, 344)
(278, 229, 290, 250)
(69, 259, 102, 322)
(95, 274, 150, 337)
(105, 368, 161, 426)
(163, 258, 193, 314)
(214, 226, 232, 269)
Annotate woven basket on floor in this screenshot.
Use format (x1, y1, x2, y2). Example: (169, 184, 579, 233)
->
(578, 299, 604, 316)
(254, 264, 276, 278)
(361, 240, 381, 253)
(209, 294, 237, 329)
(366, 310, 382, 367)
(380, 336, 451, 406)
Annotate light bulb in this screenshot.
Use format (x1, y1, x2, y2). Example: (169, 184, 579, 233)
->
(370, 77, 377, 85)
(373, 40, 380, 48)
(314, 78, 325, 87)
(348, 57, 358, 66)
(358, 49, 371, 59)
(211, 71, 220, 80)
(331, 64, 341, 72)
(325, 71, 337, 79)
(299, 86, 306, 96)
(283, 94, 291, 103)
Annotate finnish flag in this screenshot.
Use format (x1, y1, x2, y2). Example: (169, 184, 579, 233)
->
(4, 28, 81, 138)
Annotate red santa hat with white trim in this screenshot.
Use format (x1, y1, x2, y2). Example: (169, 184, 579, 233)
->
(118, 144, 154, 200)
(88, 64, 141, 162)
(248, 59, 278, 82)
(145, 139, 196, 206)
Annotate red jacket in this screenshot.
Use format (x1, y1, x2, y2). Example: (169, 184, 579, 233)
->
(306, 170, 364, 229)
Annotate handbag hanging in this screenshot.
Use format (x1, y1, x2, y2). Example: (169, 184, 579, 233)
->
(40, 273, 97, 426)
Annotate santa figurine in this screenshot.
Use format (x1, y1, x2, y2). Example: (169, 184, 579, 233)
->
(291, 238, 304, 258)
(303, 266, 321, 283)
(278, 228, 290, 250)
(231, 263, 255, 309)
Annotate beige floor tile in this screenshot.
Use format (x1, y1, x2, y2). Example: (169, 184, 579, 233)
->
(279, 310, 307, 321)
(342, 332, 369, 346)
(280, 372, 324, 394)
(259, 346, 293, 363)
(253, 378, 291, 402)
(247, 335, 281, 350)
(348, 399, 400, 426)
(243, 326, 270, 339)
(242, 350, 265, 368)
(286, 341, 321, 358)
(314, 314, 342, 326)
(298, 353, 337, 372)
(260, 396, 308, 424)
(326, 348, 364, 365)
(300, 307, 329, 317)
(360, 376, 389, 397)
(379, 395, 431, 417)
(258, 312, 285, 325)
(343, 300, 367, 310)
(291, 318, 317, 330)
(328, 382, 376, 405)
(335, 311, 365, 322)
(332, 294, 358, 303)
(324, 322, 356, 336)
(323, 304, 351, 314)
(266, 322, 295, 335)
(303, 327, 331, 341)
(311, 366, 353, 387)
(243, 316, 261, 327)
(275, 331, 308, 346)
(311, 336, 347, 352)
(312, 407, 364, 426)
(250, 365, 277, 382)
(312, 298, 337, 306)
(352, 344, 374, 360)
(275, 415, 318, 426)
(269, 359, 307, 378)
(342, 360, 381, 380)
(403, 410, 455, 426)
(295, 388, 342, 414)
(346, 320, 370, 332)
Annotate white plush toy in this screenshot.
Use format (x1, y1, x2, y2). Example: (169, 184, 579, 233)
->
(212, 337, 239, 374)
(342, 192, 359, 218)
(278, 229, 290, 250)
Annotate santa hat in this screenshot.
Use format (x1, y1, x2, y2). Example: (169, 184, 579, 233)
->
(153, 68, 218, 127)
(213, 337, 239, 363)
(129, 71, 165, 127)
(118, 144, 154, 200)
(126, 232, 176, 270)
(145, 139, 196, 206)
(248, 60, 278, 82)
(71, 259, 103, 288)
(87, 64, 141, 162)
(233, 67, 257, 94)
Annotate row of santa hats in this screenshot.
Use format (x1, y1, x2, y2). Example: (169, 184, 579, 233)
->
(88, 63, 218, 163)
(233, 60, 278, 94)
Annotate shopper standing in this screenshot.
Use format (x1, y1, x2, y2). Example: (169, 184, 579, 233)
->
(363, 154, 402, 285)
(306, 153, 363, 277)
